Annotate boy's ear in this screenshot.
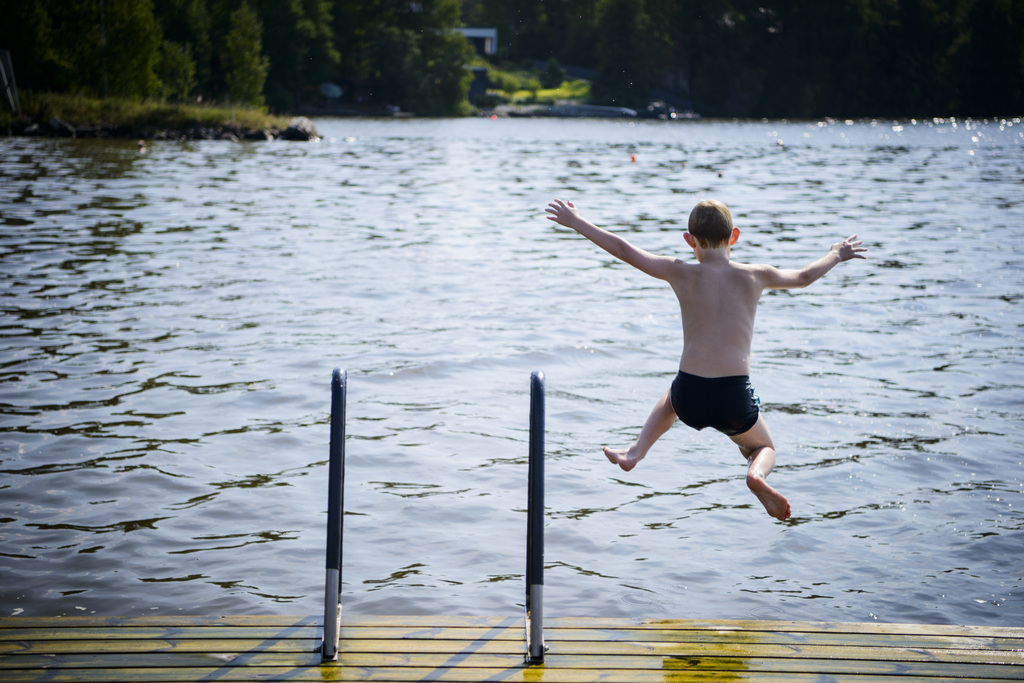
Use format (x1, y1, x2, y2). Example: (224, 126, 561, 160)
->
(729, 227, 740, 245)
(683, 232, 697, 249)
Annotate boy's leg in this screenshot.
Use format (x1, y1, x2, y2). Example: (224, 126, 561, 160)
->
(729, 415, 791, 520)
(604, 390, 676, 472)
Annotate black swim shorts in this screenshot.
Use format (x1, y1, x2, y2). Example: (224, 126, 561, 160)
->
(669, 371, 761, 437)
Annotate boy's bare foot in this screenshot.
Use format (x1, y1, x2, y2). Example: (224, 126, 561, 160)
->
(603, 446, 644, 472)
(746, 473, 791, 520)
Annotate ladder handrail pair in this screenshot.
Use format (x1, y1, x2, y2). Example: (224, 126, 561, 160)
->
(321, 368, 547, 664)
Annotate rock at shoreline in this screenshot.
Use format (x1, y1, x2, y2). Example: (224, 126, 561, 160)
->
(279, 117, 320, 141)
(48, 116, 77, 137)
(243, 128, 274, 141)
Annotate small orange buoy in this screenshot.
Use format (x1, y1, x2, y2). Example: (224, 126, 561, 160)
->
(630, 153, 637, 162)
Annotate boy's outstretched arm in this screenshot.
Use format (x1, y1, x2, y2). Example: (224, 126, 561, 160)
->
(546, 199, 678, 279)
(758, 235, 867, 290)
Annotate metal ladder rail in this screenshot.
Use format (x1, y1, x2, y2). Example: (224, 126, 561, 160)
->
(526, 370, 546, 663)
(322, 368, 346, 661)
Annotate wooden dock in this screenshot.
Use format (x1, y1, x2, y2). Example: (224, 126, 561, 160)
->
(1, 614, 1021, 681)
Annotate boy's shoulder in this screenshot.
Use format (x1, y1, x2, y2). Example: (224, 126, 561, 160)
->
(690, 260, 775, 292)
(672, 257, 771, 283)
(690, 258, 766, 273)
(729, 259, 775, 275)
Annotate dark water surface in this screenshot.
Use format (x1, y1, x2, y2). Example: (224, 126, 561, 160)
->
(1, 117, 1022, 625)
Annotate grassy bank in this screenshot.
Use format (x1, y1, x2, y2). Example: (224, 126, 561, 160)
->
(499, 79, 590, 105)
(477, 60, 591, 107)
(2, 92, 291, 136)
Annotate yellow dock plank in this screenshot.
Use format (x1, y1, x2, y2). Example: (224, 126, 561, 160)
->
(3, 626, 1020, 655)
(3, 624, 1020, 649)
(2, 635, 1021, 664)
(2, 614, 1019, 639)
(0, 615, 1020, 682)
(0, 667, 1019, 683)
(4, 614, 1019, 636)
(1, 651, 1021, 673)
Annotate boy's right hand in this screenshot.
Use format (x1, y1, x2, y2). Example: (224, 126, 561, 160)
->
(832, 235, 868, 261)
(546, 199, 582, 229)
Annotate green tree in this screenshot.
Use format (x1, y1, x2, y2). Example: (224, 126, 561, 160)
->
(0, 0, 62, 91)
(959, 0, 1024, 116)
(331, 0, 378, 89)
(102, 0, 164, 97)
(371, 24, 473, 115)
(153, 0, 213, 99)
(28, 0, 164, 98)
(158, 40, 196, 102)
(421, 27, 476, 115)
(560, 0, 600, 66)
(366, 0, 473, 115)
(372, 25, 426, 109)
(541, 57, 567, 88)
(256, 0, 339, 111)
(592, 0, 656, 108)
(225, 2, 269, 106)
(462, 0, 581, 62)
(669, 1, 763, 117)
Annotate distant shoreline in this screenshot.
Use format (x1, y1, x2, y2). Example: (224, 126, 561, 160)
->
(1, 93, 295, 141)
(8, 117, 288, 141)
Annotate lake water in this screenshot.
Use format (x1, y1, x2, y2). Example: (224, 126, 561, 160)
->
(1, 117, 1022, 627)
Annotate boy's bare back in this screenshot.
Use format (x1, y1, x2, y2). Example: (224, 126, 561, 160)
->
(667, 258, 762, 378)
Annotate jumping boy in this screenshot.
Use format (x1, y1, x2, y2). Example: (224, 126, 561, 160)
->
(545, 198, 867, 521)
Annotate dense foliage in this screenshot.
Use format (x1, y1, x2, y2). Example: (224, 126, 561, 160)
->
(2, 0, 1021, 117)
(0, 0, 471, 115)
(465, 0, 1024, 117)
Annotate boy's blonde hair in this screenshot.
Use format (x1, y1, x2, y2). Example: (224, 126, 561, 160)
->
(688, 200, 733, 248)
